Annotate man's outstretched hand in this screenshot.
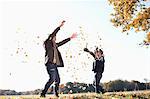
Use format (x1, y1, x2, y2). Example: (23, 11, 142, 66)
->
(59, 20, 66, 27)
(70, 33, 77, 39)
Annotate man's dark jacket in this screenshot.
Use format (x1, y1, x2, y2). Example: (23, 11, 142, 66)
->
(44, 27, 70, 67)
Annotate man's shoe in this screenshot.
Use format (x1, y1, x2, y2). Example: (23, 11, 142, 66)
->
(40, 93, 46, 98)
(55, 93, 59, 97)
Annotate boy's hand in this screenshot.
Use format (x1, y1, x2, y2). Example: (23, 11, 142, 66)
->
(84, 48, 89, 52)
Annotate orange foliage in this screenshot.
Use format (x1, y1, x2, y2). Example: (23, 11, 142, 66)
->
(108, 0, 150, 45)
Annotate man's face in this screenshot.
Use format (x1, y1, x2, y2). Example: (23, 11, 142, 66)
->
(52, 36, 56, 42)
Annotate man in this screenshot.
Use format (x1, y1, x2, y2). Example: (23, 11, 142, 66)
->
(41, 21, 77, 98)
(84, 47, 105, 94)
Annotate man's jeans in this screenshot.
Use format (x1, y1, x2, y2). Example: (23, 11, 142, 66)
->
(41, 64, 60, 95)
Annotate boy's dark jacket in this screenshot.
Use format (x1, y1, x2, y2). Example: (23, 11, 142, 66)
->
(44, 27, 70, 67)
(84, 48, 105, 73)
(92, 57, 105, 73)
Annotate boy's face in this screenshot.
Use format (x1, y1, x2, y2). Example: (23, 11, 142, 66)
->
(95, 51, 102, 59)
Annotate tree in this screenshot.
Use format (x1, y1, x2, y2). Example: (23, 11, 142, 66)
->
(144, 78, 149, 90)
(108, 0, 150, 46)
(103, 80, 128, 92)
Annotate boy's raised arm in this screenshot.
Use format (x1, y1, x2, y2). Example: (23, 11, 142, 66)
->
(84, 48, 95, 58)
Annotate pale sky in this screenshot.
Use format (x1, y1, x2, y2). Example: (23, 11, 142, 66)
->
(0, 0, 150, 91)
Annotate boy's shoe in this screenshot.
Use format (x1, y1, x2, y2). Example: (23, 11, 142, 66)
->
(96, 90, 105, 94)
(101, 91, 105, 94)
(101, 89, 106, 94)
(96, 90, 101, 94)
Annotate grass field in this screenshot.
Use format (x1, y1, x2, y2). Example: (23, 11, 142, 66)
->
(0, 90, 150, 99)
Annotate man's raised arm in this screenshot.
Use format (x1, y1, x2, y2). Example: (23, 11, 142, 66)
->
(57, 33, 77, 47)
(47, 20, 65, 40)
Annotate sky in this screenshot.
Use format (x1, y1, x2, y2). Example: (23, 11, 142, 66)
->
(0, 0, 150, 91)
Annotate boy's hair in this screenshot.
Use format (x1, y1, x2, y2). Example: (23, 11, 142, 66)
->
(94, 47, 103, 54)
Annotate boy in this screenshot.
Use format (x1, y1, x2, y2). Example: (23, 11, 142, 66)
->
(84, 47, 105, 93)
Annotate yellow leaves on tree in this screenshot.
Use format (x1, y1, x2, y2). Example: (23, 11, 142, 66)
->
(129, 7, 150, 31)
(108, 0, 150, 45)
(146, 32, 150, 43)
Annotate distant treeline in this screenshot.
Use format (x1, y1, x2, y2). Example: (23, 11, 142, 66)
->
(0, 79, 150, 95)
(103, 80, 150, 92)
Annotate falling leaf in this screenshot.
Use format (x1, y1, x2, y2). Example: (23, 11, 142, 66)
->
(79, 26, 82, 28)
(37, 36, 40, 39)
(70, 55, 72, 58)
(16, 51, 19, 54)
(25, 54, 28, 57)
(9, 73, 11, 76)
